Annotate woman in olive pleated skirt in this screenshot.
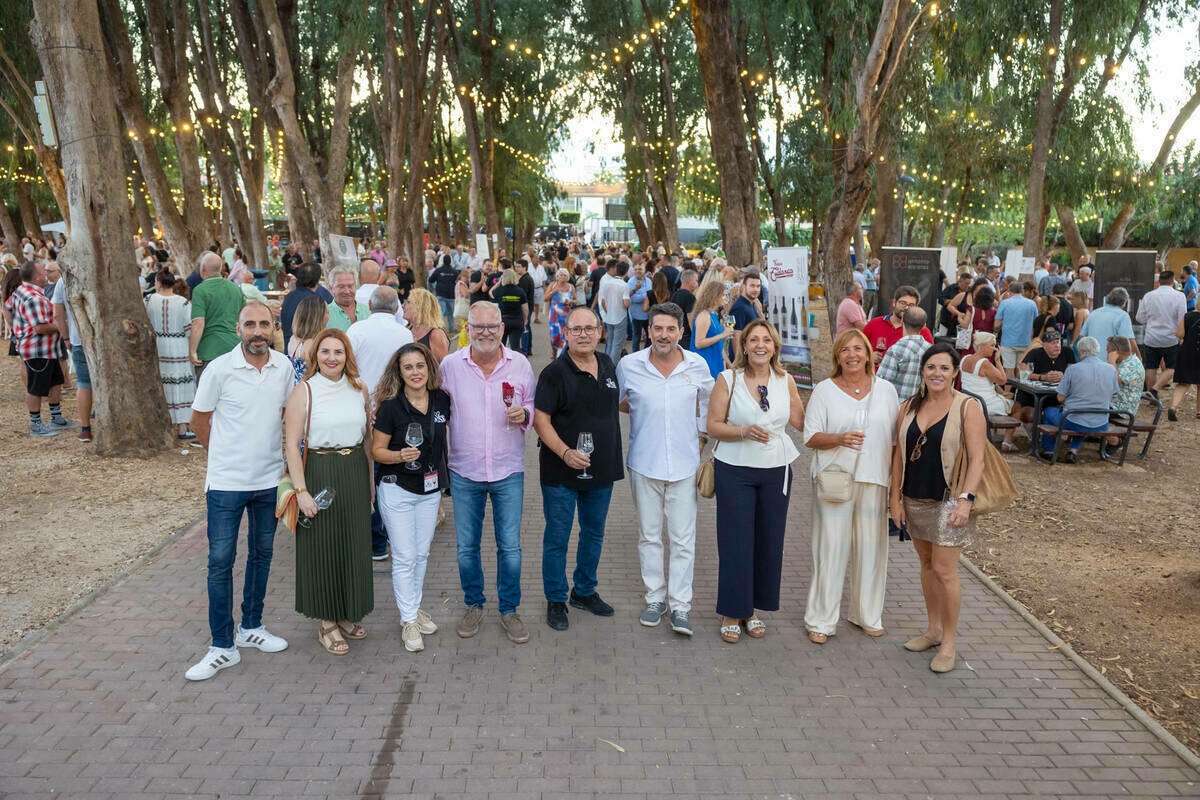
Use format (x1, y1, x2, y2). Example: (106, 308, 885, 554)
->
(283, 328, 375, 655)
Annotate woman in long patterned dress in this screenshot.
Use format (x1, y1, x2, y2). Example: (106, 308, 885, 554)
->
(145, 270, 197, 440)
(547, 268, 574, 354)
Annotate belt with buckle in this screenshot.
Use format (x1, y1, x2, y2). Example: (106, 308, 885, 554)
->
(309, 447, 356, 455)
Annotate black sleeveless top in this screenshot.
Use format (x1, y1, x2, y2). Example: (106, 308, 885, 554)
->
(903, 412, 949, 501)
(417, 328, 433, 348)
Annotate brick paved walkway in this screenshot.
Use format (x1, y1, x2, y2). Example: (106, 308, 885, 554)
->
(2, 348, 1198, 799)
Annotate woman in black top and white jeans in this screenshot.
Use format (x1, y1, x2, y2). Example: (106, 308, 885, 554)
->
(371, 342, 452, 653)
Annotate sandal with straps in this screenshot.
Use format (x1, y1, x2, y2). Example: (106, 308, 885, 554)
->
(719, 619, 741, 643)
(808, 630, 828, 645)
(318, 623, 349, 655)
(336, 620, 367, 639)
(741, 617, 766, 638)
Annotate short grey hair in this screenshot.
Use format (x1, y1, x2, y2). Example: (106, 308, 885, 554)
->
(369, 285, 399, 314)
(1076, 336, 1101, 359)
(1105, 287, 1129, 307)
(198, 251, 223, 275)
(327, 265, 358, 288)
(679, 268, 698, 285)
(901, 305, 926, 332)
(468, 300, 501, 321)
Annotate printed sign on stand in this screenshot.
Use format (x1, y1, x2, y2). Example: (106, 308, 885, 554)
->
(475, 233, 490, 260)
(764, 246, 813, 388)
(328, 234, 359, 268)
(877, 247, 943, 327)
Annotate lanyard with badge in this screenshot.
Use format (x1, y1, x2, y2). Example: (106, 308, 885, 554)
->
(404, 394, 440, 492)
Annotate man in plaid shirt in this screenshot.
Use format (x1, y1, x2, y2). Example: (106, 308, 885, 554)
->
(876, 306, 932, 403)
(5, 260, 75, 437)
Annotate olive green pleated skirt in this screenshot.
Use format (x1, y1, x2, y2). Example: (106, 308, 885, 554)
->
(295, 446, 374, 622)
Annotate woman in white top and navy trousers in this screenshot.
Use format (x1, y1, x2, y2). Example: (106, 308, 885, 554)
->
(706, 320, 805, 643)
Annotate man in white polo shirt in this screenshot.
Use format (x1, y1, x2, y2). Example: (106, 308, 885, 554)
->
(185, 301, 294, 680)
(617, 302, 714, 636)
(347, 285, 413, 560)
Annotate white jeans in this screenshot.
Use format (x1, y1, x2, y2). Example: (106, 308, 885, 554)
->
(804, 481, 889, 636)
(377, 482, 441, 623)
(629, 470, 697, 613)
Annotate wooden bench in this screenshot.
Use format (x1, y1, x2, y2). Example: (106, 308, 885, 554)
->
(1104, 392, 1162, 462)
(960, 389, 1021, 448)
(1033, 408, 1137, 466)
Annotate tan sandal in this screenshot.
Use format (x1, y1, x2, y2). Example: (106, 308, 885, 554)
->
(808, 630, 828, 644)
(741, 617, 766, 638)
(719, 622, 741, 643)
(336, 620, 367, 639)
(318, 623, 349, 655)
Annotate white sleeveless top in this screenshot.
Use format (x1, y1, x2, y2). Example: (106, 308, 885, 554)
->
(959, 357, 1011, 416)
(304, 373, 367, 448)
(714, 369, 800, 469)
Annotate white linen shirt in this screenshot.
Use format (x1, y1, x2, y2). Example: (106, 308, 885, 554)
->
(346, 312, 414, 397)
(617, 347, 715, 482)
(803, 378, 899, 488)
(191, 346, 294, 492)
(597, 273, 631, 325)
(1136, 285, 1186, 348)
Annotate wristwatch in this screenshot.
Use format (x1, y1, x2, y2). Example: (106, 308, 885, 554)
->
(957, 492, 975, 503)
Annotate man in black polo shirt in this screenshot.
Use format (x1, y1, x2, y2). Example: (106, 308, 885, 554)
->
(515, 259, 537, 356)
(533, 306, 624, 632)
(469, 258, 500, 305)
(670, 268, 699, 350)
(1001, 329, 1077, 451)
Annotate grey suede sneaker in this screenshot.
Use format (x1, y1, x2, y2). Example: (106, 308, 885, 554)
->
(500, 612, 530, 644)
(639, 601, 667, 627)
(669, 610, 693, 636)
(456, 606, 484, 638)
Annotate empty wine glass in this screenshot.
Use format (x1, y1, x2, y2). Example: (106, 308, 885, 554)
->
(576, 431, 594, 480)
(298, 487, 336, 528)
(405, 423, 424, 471)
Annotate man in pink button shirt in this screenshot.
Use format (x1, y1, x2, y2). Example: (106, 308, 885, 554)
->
(441, 301, 536, 644)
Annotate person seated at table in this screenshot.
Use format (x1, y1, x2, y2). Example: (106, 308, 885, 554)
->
(1039, 336, 1119, 463)
(1001, 329, 1075, 452)
(960, 332, 1012, 417)
(1103, 336, 1145, 456)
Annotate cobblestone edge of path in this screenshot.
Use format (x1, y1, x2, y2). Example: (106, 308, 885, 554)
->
(960, 552, 1200, 771)
(0, 512, 206, 672)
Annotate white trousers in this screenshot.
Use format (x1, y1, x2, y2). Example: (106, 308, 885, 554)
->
(629, 469, 697, 613)
(377, 482, 441, 623)
(804, 481, 889, 636)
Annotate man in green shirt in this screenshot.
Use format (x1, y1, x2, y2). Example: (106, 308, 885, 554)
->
(326, 266, 369, 331)
(190, 252, 246, 371)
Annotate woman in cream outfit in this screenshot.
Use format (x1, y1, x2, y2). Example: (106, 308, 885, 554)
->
(803, 328, 899, 643)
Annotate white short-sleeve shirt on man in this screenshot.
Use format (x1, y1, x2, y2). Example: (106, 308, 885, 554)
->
(191, 345, 295, 492)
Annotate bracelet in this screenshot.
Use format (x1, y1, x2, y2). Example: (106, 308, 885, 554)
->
(561, 447, 571, 460)
(296, 488, 309, 495)
(739, 426, 746, 440)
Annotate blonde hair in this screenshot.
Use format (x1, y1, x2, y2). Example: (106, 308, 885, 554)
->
(1069, 291, 1088, 310)
(972, 330, 997, 349)
(293, 295, 329, 342)
(499, 268, 518, 286)
(696, 279, 726, 312)
(731, 320, 785, 376)
(830, 328, 876, 379)
(405, 287, 444, 330)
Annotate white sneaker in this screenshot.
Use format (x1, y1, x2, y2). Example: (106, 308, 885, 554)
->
(402, 621, 424, 652)
(235, 625, 289, 653)
(184, 646, 240, 681)
(416, 609, 437, 635)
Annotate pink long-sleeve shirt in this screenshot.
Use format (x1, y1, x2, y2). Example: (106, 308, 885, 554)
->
(441, 345, 536, 483)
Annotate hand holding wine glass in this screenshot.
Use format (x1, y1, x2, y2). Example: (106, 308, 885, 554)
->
(298, 487, 336, 528)
(576, 432, 595, 480)
(404, 423, 424, 471)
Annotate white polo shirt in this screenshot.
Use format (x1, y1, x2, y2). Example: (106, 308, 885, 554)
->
(617, 347, 715, 482)
(191, 345, 294, 492)
(597, 273, 630, 326)
(346, 312, 413, 397)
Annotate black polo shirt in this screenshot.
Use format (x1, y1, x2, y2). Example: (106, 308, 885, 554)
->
(470, 269, 500, 304)
(374, 389, 451, 494)
(535, 350, 624, 488)
(670, 288, 696, 349)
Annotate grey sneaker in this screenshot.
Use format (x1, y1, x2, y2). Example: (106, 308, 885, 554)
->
(499, 612, 530, 644)
(639, 601, 667, 627)
(30, 420, 58, 438)
(669, 610, 693, 636)
(456, 606, 484, 638)
(49, 416, 78, 430)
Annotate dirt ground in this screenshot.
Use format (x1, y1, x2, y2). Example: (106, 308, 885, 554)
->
(808, 296, 1200, 753)
(0, 352, 206, 654)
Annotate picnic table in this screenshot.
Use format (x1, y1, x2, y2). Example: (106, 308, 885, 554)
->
(1005, 377, 1060, 456)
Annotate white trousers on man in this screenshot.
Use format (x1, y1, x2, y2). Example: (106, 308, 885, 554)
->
(377, 482, 441, 623)
(804, 481, 888, 636)
(629, 470, 696, 613)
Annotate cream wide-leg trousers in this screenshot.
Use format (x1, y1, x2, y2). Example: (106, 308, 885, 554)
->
(803, 481, 889, 636)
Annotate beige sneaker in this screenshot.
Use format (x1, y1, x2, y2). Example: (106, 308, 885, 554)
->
(456, 606, 484, 638)
(500, 612, 530, 644)
(417, 608, 437, 635)
(402, 620, 424, 653)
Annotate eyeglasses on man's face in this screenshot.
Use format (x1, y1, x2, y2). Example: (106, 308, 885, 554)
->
(467, 323, 502, 333)
(566, 325, 599, 336)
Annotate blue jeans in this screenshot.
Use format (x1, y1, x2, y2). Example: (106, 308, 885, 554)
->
(1041, 407, 1108, 452)
(604, 323, 626, 361)
(437, 296, 454, 325)
(631, 318, 648, 351)
(541, 482, 613, 603)
(205, 488, 278, 648)
(450, 470, 524, 615)
(371, 462, 388, 557)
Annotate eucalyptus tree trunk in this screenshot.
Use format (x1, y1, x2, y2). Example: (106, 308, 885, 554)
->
(1056, 205, 1087, 266)
(867, 152, 897, 256)
(15, 183, 42, 237)
(0, 200, 20, 248)
(30, 0, 173, 457)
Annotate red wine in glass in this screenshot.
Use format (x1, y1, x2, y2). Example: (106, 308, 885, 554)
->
(502, 381, 515, 430)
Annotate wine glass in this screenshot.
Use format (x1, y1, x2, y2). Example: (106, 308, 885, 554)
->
(723, 314, 736, 331)
(576, 432, 594, 480)
(298, 487, 336, 528)
(404, 423, 424, 471)
(502, 381, 516, 431)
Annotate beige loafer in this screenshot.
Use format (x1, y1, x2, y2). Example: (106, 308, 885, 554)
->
(904, 633, 941, 652)
(929, 651, 956, 673)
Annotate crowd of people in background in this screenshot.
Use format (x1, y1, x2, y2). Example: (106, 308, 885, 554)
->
(2, 226, 1195, 684)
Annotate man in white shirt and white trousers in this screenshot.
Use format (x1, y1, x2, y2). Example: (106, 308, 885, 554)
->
(617, 303, 715, 636)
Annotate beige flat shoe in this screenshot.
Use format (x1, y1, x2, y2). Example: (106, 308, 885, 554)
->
(903, 633, 942, 652)
(930, 651, 956, 673)
(848, 620, 884, 637)
(807, 630, 828, 645)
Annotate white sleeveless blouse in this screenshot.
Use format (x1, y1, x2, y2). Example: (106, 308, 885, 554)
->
(304, 373, 366, 448)
(714, 369, 800, 469)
